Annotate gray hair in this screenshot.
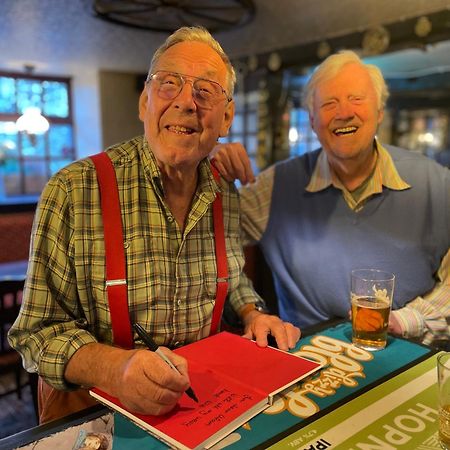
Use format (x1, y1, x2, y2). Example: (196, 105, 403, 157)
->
(302, 50, 389, 114)
(149, 26, 236, 96)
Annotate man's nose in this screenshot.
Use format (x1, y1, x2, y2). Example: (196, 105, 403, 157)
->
(174, 81, 197, 110)
(335, 100, 354, 119)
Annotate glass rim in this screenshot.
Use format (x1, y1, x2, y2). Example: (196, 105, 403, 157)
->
(437, 352, 450, 366)
(351, 268, 395, 282)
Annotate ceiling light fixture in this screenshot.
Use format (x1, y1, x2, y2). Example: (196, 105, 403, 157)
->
(15, 64, 50, 136)
(16, 106, 50, 135)
(361, 26, 390, 55)
(92, 0, 255, 32)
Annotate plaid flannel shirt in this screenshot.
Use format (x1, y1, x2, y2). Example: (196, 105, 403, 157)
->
(9, 136, 259, 389)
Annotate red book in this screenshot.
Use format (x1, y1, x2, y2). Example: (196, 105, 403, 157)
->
(90, 331, 321, 450)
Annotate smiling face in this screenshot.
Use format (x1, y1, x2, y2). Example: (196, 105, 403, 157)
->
(139, 41, 234, 172)
(310, 63, 384, 166)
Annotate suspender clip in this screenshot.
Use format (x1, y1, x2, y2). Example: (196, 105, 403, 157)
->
(106, 279, 127, 287)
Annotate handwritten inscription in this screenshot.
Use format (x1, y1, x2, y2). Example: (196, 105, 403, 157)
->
(181, 388, 255, 429)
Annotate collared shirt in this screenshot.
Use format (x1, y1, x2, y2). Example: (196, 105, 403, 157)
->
(239, 141, 449, 345)
(8, 136, 258, 389)
(305, 142, 411, 210)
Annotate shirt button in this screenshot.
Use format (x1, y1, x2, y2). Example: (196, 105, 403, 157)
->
(123, 241, 130, 248)
(168, 216, 174, 223)
(177, 299, 182, 306)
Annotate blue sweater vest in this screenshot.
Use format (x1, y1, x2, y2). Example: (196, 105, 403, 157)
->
(260, 146, 449, 328)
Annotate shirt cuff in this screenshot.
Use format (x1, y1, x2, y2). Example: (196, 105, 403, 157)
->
(390, 308, 426, 339)
(39, 330, 98, 390)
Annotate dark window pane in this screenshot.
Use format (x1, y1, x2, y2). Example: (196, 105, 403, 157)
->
(297, 108, 309, 122)
(231, 114, 244, 134)
(17, 79, 43, 113)
(0, 73, 74, 203)
(0, 122, 19, 158)
(49, 124, 74, 158)
(2, 158, 21, 197)
(247, 135, 257, 155)
(247, 113, 257, 133)
(24, 160, 47, 194)
(50, 159, 72, 174)
(289, 107, 320, 156)
(21, 133, 46, 158)
(43, 81, 69, 118)
(0, 77, 17, 114)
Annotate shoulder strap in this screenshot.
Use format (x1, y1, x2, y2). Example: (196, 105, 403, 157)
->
(91, 153, 227, 342)
(209, 163, 229, 336)
(90, 152, 133, 349)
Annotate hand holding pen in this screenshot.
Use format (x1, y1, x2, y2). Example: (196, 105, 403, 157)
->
(133, 323, 198, 403)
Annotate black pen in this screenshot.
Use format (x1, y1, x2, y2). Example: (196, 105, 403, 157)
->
(133, 323, 198, 403)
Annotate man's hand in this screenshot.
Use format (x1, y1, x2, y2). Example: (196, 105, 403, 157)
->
(210, 142, 255, 185)
(65, 343, 190, 416)
(112, 347, 190, 415)
(388, 313, 402, 336)
(241, 310, 301, 351)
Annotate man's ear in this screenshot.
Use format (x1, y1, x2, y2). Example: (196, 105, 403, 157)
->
(219, 100, 235, 137)
(309, 113, 315, 131)
(377, 108, 384, 125)
(138, 88, 149, 122)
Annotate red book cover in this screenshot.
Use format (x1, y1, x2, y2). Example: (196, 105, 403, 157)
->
(90, 332, 321, 450)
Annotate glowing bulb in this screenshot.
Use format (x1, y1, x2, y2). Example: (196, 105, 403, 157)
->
(289, 127, 299, 143)
(16, 107, 50, 135)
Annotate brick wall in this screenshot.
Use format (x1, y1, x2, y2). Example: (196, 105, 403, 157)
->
(0, 212, 35, 263)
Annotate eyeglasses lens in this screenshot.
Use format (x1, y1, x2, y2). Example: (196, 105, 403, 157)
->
(152, 72, 225, 108)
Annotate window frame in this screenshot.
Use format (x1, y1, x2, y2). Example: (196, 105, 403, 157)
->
(0, 71, 74, 206)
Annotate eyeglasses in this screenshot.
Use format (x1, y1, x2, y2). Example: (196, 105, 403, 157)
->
(146, 71, 231, 109)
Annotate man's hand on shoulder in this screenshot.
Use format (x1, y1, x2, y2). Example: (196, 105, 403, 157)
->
(240, 308, 301, 351)
(210, 142, 255, 185)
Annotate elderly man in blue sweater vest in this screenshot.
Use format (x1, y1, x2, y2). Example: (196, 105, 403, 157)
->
(212, 50, 449, 348)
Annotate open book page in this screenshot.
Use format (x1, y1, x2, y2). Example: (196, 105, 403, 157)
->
(175, 332, 322, 400)
(90, 332, 322, 449)
(91, 359, 269, 449)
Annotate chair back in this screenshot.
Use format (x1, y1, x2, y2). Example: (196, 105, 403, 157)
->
(0, 279, 25, 352)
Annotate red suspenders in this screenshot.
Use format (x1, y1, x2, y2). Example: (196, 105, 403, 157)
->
(90, 152, 228, 348)
(209, 163, 229, 336)
(90, 153, 133, 349)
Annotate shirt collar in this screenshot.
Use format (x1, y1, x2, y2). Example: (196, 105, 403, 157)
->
(139, 136, 220, 201)
(306, 139, 410, 193)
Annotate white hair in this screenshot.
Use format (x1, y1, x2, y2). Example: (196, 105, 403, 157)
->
(149, 26, 236, 96)
(302, 50, 389, 114)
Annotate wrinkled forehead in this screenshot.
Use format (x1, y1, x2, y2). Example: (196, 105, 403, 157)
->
(320, 62, 368, 84)
(315, 64, 374, 96)
(154, 41, 228, 84)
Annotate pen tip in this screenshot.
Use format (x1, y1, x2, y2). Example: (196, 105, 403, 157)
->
(186, 388, 199, 403)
